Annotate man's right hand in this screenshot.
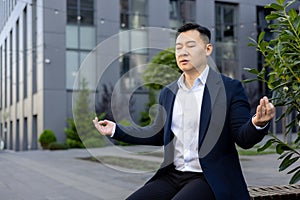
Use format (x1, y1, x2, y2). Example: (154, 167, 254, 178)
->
(93, 117, 115, 137)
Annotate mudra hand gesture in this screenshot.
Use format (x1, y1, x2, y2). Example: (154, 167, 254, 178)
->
(252, 96, 275, 127)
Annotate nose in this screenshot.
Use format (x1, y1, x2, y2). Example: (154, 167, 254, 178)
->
(176, 47, 188, 57)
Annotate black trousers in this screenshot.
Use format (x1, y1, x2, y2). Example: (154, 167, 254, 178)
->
(126, 167, 216, 200)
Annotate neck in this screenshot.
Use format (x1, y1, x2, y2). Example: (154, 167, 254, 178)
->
(184, 66, 206, 88)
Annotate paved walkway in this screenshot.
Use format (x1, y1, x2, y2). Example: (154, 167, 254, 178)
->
(0, 146, 292, 200)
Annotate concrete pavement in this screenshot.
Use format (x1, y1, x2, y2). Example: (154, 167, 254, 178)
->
(0, 146, 293, 200)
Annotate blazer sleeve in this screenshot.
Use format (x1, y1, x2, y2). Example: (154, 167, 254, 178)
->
(112, 91, 166, 146)
(228, 79, 269, 149)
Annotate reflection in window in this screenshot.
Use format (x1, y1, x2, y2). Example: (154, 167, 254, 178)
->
(66, 51, 95, 89)
(119, 0, 148, 91)
(0, 46, 2, 109)
(215, 3, 238, 78)
(169, 0, 196, 29)
(256, 6, 273, 95)
(67, 0, 94, 25)
(120, 53, 148, 91)
(66, 25, 96, 50)
(120, 0, 147, 29)
(66, 0, 95, 89)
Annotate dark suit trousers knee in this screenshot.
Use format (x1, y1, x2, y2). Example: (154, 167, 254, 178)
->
(126, 167, 215, 200)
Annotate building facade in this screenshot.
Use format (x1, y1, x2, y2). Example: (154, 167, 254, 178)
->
(0, 0, 298, 150)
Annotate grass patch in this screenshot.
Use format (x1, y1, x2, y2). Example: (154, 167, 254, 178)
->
(237, 145, 276, 156)
(137, 151, 164, 158)
(78, 156, 161, 171)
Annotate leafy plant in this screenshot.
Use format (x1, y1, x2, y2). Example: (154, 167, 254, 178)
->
(72, 78, 107, 148)
(141, 48, 181, 125)
(48, 142, 69, 150)
(64, 118, 84, 148)
(38, 129, 57, 149)
(246, 0, 300, 184)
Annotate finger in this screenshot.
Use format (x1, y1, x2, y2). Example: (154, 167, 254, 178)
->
(266, 102, 275, 118)
(99, 120, 108, 126)
(261, 98, 266, 111)
(256, 104, 262, 119)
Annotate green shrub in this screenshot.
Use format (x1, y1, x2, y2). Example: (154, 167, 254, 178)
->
(83, 137, 106, 148)
(39, 129, 57, 149)
(66, 138, 85, 149)
(48, 142, 69, 151)
(64, 119, 85, 148)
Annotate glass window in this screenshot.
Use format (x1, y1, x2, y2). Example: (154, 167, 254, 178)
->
(66, 51, 79, 89)
(66, 25, 96, 50)
(0, 46, 2, 110)
(66, 0, 95, 90)
(4, 39, 7, 107)
(66, 51, 92, 89)
(169, 0, 196, 29)
(9, 31, 12, 106)
(23, 7, 27, 99)
(119, 0, 148, 91)
(16, 19, 19, 102)
(67, 0, 77, 24)
(120, 0, 129, 29)
(119, 22, 148, 54)
(67, 0, 94, 25)
(215, 3, 238, 78)
(120, 53, 148, 91)
(80, 26, 96, 50)
(66, 25, 78, 49)
(120, 0, 147, 29)
(256, 6, 274, 95)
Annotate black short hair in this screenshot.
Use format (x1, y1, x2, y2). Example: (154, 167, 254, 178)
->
(176, 23, 211, 43)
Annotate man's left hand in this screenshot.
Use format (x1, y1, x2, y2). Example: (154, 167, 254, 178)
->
(252, 96, 275, 127)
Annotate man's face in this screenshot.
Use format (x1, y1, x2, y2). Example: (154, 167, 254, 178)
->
(175, 30, 212, 73)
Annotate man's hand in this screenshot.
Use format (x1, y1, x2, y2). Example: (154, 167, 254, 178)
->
(93, 117, 115, 136)
(252, 96, 275, 127)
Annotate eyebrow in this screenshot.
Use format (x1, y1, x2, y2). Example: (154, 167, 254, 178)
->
(176, 40, 196, 46)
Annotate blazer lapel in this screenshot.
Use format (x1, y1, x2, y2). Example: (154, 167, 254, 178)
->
(160, 82, 178, 168)
(198, 69, 223, 149)
(199, 85, 211, 146)
(164, 82, 178, 144)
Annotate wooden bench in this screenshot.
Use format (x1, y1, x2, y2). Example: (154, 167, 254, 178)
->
(248, 185, 300, 199)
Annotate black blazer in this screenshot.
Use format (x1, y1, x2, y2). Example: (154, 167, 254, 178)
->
(113, 68, 268, 200)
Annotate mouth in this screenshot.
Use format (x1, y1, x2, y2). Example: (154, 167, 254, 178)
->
(180, 59, 189, 65)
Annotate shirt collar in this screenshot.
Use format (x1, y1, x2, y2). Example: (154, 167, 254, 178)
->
(177, 66, 210, 90)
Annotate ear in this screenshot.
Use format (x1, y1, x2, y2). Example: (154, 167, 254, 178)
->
(206, 44, 213, 56)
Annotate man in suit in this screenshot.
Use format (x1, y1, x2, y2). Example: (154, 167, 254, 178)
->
(93, 23, 275, 200)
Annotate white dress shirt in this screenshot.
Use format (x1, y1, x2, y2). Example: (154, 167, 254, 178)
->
(171, 66, 209, 172)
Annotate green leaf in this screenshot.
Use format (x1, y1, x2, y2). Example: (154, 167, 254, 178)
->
(279, 155, 299, 171)
(284, 30, 295, 37)
(288, 9, 298, 19)
(276, 143, 286, 154)
(289, 169, 300, 184)
(243, 68, 259, 75)
(288, 166, 300, 174)
(258, 139, 276, 152)
(278, 152, 292, 160)
(265, 3, 284, 11)
(266, 13, 282, 21)
(242, 78, 259, 83)
(258, 32, 265, 43)
(258, 41, 268, 52)
(276, 0, 285, 5)
(248, 37, 258, 45)
(294, 16, 300, 31)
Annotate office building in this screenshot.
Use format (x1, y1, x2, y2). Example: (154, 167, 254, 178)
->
(1, 0, 296, 150)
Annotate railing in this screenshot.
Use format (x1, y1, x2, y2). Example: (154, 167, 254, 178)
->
(249, 185, 300, 200)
